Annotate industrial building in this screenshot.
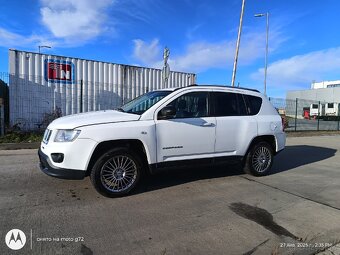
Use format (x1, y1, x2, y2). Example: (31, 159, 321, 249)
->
(287, 80, 340, 102)
(286, 80, 340, 119)
(9, 49, 196, 130)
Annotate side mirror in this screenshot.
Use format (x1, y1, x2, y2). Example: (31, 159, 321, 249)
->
(158, 106, 176, 120)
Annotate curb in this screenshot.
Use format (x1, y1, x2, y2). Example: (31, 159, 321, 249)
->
(286, 131, 340, 137)
(0, 142, 40, 150)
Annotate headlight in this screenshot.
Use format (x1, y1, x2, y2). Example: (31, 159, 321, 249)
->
(54, 130, 81, 142)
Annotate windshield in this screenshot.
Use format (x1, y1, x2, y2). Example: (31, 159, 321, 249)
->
(119, 90, 172, 115)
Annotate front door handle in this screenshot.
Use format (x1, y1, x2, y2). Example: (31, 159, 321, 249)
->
(200, 122, 215, 127)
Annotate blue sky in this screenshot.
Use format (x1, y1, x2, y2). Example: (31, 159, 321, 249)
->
(1, 0, 340, 97)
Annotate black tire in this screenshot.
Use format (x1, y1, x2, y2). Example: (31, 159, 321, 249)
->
(90, 147, 144, 197)
(243, 142, 274, 176)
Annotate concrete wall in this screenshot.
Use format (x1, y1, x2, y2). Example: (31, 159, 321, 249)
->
(287, 87, 340, 103)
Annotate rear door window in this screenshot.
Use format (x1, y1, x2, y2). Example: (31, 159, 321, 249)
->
(212, 92, 247, 117)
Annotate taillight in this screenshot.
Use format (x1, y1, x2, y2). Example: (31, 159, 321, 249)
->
(281, 116, 285, 131)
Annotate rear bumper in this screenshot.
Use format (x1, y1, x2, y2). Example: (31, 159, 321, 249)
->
(38, 148, 85, 180)
(275, 132, 286, 153)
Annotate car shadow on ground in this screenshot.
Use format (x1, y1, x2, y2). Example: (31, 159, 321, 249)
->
(135, 145, 337, 195)
(270, 145, 337, 174)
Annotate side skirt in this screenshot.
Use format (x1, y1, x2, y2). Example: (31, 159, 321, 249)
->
(149, 156, 243, 174)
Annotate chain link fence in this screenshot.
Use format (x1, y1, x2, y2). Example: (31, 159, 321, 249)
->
(0, 102, 4, 136)
(269, 97, 340, 131)
(4, 72, 153, 131)
(0, 73, 9, 135)
(1, 70, 340, 134)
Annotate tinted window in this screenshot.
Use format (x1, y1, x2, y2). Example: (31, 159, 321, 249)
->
(212, 92, 247, 117)
(165, 92, 209, 119)
(120, 91, 171, 114)
(312, 104, 318, 109)
(243, 95, 262, 115)
(328, 103, 334, 108)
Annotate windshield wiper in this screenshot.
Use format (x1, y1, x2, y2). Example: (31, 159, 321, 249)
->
(116, 107, 125, 112)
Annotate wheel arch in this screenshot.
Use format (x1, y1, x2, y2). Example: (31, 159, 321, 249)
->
(246, 135, 277, 156)
(86, 139, 149, 176)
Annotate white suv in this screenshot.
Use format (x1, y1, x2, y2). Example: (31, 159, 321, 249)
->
(38, 85, 286, 197)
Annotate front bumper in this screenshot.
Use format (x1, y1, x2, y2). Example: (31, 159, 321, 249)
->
(38, 148, 85, 180)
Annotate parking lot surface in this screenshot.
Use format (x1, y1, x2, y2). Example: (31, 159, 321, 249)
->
(1, 136, 340, 255)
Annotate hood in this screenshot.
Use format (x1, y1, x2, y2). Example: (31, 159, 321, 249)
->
(48, 110, 140, 130)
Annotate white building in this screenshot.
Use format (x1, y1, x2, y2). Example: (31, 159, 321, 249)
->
(287, 79, 340, 103)
(311, 80, 340, 89)
(286, 80, 340, 118)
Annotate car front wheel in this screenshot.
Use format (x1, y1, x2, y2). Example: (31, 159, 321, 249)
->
(243, 142, 273, 176)
(90, 148, 143, 197)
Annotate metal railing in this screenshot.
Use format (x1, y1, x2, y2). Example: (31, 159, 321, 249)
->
(1, 70, 340, 133)
(269, 97, 340, 132)
(0, 103, 4, 136)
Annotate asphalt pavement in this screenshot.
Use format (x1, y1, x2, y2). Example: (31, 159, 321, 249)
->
(0, 136, 340, 255)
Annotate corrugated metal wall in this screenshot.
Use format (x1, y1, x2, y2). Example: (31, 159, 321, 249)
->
(9, 49, 196, 130)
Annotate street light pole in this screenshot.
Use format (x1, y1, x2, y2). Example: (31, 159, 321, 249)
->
(254, 12, 269, 96)
(38, 45, 52, 54)
(231, 0, 246, 87)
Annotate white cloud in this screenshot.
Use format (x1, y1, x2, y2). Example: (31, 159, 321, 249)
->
(132, 29, 286, 73)
(0, 28, 54, 49)
(133, 39, 233, 71)
(0, 0, 116, 49)
(132, 38, 235, 72)
(0, 28, 32, 47)
(251, 47, 340, 89)
(133, 39, 161, 66)
(40, 0, 115, 44)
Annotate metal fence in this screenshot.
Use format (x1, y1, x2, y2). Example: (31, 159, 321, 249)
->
(0, 73, 9, 135)
(269, 97, 340, 131)
(5, 70, 193, 131)
(1, 70, 340, 134)
(9, 75, 134, 130)
(0, 103, 4, 136)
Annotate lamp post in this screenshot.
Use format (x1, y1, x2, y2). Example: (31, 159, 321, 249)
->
(254, 12, 269, 96)
(38, 45, 51, 54)
(231, 0, 246, 87)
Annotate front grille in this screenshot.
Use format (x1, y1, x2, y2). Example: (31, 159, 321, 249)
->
(43, 129, 52, 144)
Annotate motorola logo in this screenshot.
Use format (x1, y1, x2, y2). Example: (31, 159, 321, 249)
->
(5, 229, 26, 250)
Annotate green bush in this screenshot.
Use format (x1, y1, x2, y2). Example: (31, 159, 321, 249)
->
(0, 132, 43, 143)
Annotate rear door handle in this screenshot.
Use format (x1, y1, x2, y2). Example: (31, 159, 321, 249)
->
(200, 122, 215, 127)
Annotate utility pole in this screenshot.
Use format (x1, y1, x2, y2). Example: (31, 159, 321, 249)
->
(231, 0, 246, 87)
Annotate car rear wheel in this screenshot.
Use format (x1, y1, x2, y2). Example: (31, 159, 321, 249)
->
(243, 142, 273, 176)
(90, 148, 143, 197)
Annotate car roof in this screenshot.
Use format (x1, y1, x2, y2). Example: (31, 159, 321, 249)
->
(157, 84, 260, 93)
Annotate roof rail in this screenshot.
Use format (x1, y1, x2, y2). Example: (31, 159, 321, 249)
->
(174, 84, 197, 91)
(214, 85, 260, 93)
(175, 84, 259, 93)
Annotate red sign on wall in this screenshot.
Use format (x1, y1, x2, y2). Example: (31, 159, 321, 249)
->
(45, 60, 74, 84)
